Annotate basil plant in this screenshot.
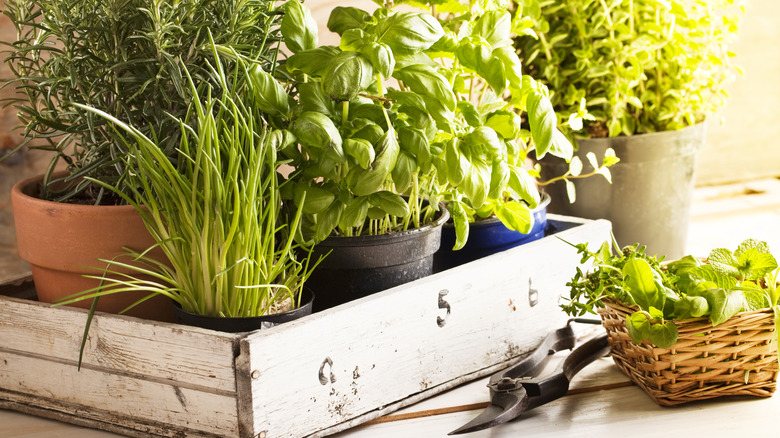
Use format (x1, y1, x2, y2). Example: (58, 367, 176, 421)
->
(259, 0, 604, 248)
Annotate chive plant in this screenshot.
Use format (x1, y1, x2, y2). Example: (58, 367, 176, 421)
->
(58, 52, 317, 318)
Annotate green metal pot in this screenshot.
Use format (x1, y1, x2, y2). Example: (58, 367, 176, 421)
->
(539, 122, 706, 259)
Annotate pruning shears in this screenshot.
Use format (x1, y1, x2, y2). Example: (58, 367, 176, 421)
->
(449, 319, 610, 435)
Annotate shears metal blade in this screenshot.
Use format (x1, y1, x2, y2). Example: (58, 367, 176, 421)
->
(449, 320, 610, 435)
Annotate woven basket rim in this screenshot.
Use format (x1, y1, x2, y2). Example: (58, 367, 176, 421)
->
(599, 299, 775, 326)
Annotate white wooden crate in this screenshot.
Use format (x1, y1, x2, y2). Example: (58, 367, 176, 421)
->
(0, 215, 611, 438)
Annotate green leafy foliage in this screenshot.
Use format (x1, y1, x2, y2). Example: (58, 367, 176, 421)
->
(269, 0, 617, 248)
(561, 237, 780, 348)
(1, 0, 282, 203)
(55, 51, 318, 319)
(515, 0, 745, 137)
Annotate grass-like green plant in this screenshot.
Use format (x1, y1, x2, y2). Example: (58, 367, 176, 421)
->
(515, 0, 745, 137)
(1, 0, 281, 203)
(56, 50, 317, 318)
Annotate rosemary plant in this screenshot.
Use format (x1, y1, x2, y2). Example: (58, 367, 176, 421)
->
(1, 0, 281, 203)
(57, 52, 317, 318)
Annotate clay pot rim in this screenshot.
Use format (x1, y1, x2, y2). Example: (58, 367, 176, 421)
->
(12, 171, 136, 212)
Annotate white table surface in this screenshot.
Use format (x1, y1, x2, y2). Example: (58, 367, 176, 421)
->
(2, 349, 778, 437)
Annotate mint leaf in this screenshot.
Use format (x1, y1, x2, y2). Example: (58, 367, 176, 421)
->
(690, 265, 738, 290)
(735, 238, 770, 256)
(648, 306, 664, 319)
(626, 312, 651, 344)
(649, 321, 679, 348)
(708, 248, 740, 277)
(736, 248, 777, 280)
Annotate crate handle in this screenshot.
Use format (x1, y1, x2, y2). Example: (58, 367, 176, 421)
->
(319, 357, 336, 385)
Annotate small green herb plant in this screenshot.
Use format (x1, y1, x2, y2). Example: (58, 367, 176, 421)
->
(515, 0, 745, 138)
(562, 237, 780, 348)
(258, 0, 614, 247)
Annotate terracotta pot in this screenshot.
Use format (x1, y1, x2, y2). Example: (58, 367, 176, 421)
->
(10, 173, 174, 321)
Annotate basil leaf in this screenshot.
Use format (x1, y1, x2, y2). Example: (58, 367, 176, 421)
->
(489, 159, 510, 200)
(361, 42, 395, 79)
(352, 122, 384, 145)
(626, 312, 651, 345)
(290, 111, 344, 161)
(286, 46, 340, 78)
(368, 191, 409, 218)
(473, 10, 512, 49)
(485, 110, 522, 141)
(297, 82, 334, 117)
(457, 101, 482, 127)
(508, 165, 541, 208)
(398, 126, 431, 173)
(527, 91, 556, 159)
(622, 258, 664, 311)
(248, 67, 289, 117)
(464, 126, 505, 159)
(494, 201, 532, 234)
(339, 196, 370, 230)
(327, 6, 372, 35)
(493, 46, 523, 86)
(343, 138, 375, 169)
(395, 63, 456, 111)
(351, 128, 400, 196)
(703, 288, 746, 326)
(445, 139, 468, 186)
(456, 40, 492, 73)
(462, 160, 490, 208)
(323, 52, 374, 101)
(294, 183, 336, 214)
(315, 200, 343, 242)
(391, 150, 416, 193)
(281, 0, 318, 54)
(375, 11, 444, 54)
(339, 28, 370, 52)
(456, 41, 506, 94)
(447, 200, 470, 251)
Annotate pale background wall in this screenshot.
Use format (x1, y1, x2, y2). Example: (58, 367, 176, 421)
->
(1, 0, 778, 278)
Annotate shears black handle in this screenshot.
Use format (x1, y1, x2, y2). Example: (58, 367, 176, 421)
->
(520, 332, 610, 411)
(449, 322, 609, 435)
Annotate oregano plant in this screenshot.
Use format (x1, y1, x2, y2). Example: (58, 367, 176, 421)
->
(515, 0, 745, 138)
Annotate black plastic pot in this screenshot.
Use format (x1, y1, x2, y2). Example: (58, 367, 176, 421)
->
(434, 194, 551, 272)
(538, 122, 705, 259)
(173, 288, 314, 333)
(308, 207, 449, 311)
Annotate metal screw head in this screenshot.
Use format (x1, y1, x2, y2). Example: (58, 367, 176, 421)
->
(251, 370, 260, 379)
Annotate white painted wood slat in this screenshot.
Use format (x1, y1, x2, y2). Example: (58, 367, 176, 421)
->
(0, 296, 238, 391)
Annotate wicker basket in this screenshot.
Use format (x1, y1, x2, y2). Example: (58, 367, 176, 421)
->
(597, 300, 779, 406)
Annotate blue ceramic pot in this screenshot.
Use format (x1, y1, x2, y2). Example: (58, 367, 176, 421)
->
(433, 194, 551, 272)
